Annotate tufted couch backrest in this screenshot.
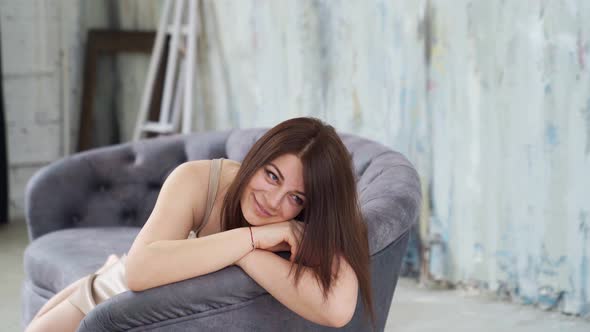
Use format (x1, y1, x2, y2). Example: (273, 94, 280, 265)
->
(25, 128, 421, 255)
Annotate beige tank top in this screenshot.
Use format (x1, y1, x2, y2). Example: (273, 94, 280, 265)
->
(187, 158, 224, 239)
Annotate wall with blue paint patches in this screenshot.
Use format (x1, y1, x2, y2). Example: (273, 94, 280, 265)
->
(191, 1, 590, 316)
(27, 0, 584, 317)
(424, 1, 590, 316)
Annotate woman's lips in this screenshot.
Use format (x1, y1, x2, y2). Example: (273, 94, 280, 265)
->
(253, 194, 272, 217)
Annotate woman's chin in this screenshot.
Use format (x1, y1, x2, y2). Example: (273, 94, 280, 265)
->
(242, 210, 257, 226)
(242, 208, 282, 226)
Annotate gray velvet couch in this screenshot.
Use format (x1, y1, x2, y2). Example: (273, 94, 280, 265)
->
(21, 128, 422, 331)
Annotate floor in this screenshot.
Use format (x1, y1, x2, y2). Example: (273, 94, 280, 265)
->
(2, 220, 589, 332)
(388, 279, 590, 332)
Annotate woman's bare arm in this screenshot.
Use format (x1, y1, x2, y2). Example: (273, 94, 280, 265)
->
(125, 160, 251, 291)
(236, 249, 359, 328)
(126, 227, 253, 291)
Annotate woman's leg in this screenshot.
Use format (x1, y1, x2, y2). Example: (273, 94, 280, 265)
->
(25, 254, 120, 331)
(31, 275, 87, 320)
(25, 300, 86, 332)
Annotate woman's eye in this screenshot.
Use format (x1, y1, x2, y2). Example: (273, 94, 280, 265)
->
(266, 170, 278, 182)
(292, 195, 304, 206)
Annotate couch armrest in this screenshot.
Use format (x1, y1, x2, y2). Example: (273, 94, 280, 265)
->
(76, 233, 412, 332)
(76, 253, 292, 332)
(360, 162, 422, 254)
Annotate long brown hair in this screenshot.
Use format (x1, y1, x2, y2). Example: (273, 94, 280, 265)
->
(220, 117, 376, 328)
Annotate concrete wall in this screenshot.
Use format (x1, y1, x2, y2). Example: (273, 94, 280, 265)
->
(2, 0, 589, 317)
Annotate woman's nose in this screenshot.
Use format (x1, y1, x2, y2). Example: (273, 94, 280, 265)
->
(266, 190, 282, 211)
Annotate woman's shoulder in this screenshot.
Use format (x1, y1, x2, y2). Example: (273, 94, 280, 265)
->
(182, 158, 241, 167)
(178, 159, 241, 199)
(221, 159, 241, 182)
(178, 159, 209, 173)
(180, 158, 241, 178)
(222, 158, 242, 168)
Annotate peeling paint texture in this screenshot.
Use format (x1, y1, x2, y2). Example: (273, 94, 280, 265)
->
(197, 1, 590, 316)
(422, 1, 590, 316)
(2, 0, 589, 317)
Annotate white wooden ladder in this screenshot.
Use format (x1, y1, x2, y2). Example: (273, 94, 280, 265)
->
(133, 0, 199, 140)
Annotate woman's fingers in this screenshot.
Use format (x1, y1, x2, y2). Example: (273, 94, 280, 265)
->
(279, 241, 291, 251)
(290, 220, 304, 236)
(292, 221, 305, 244)
(286, 233, 298, 262)
(288, 220, 305, 262)
(266, 241, 290, 252)
(290, 241, 298, 262)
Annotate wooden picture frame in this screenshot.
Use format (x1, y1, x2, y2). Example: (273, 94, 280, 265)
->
(77, 29, 169, 152)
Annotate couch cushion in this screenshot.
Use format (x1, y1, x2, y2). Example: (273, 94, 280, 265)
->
(23, 227, 140, 293)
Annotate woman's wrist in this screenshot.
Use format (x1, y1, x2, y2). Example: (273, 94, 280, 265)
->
(236, 248, 257, 267)
(236, 226, 256, 267)
(248, 226, 256, 251)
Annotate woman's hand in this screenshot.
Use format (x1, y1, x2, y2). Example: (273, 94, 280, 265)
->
(252, 220, 305, 262)
(265, 241, 291, 253)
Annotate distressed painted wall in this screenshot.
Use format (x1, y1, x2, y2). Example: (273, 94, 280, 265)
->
(196, 0, 590, 316)
(2, 0, 589, 318)
(424, 0, 590, 316)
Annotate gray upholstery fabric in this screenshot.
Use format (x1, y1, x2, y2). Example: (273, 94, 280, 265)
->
(21, 128, 422, 331)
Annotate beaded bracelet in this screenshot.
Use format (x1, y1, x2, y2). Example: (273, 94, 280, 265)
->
(248, 226, 256, 251)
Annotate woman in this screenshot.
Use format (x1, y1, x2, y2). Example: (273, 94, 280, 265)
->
(25, 117, 376, 331)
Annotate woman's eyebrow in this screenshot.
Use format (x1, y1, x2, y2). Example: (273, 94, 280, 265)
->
(268, 163, 306, 197)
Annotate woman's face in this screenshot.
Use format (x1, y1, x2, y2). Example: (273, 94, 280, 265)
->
(240, 153, 306, 226)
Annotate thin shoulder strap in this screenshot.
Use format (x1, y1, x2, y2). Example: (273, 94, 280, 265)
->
(194, 158, 224, 236)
